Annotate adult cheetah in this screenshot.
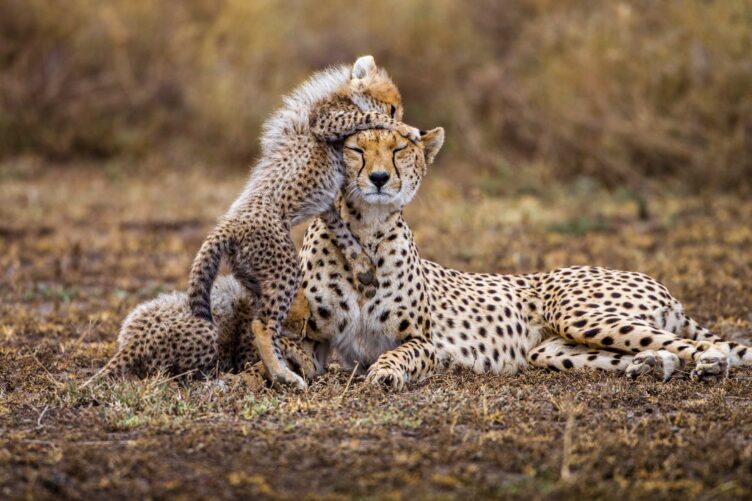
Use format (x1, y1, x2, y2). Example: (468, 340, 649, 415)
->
(188, 56, 420, 389)
(299, 128, 752, 388)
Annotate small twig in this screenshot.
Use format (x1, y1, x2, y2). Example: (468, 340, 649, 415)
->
(478, 385, 490, 447)
(29, 353, 64, 388)
(481, 385, 488, 420)
(337, 363, 359, 404)
(561, 409, 575, 482)
(147, 369, 197, 389)
(74, 318, 99, 347)
(20, 439, 55, 446)
(36, 405, 50, 429)
(449, 411, 459, 436)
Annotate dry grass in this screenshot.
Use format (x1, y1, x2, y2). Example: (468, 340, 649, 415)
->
(2, 162, 752, 498)
(2, 0, 752, 189)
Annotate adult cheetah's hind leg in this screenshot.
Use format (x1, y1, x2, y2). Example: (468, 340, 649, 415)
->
(277, 337, 317, 381)
(528, 338, 682, 381)
(528, 338, 631, 373)
(237, 338, 318, 388)
(560, 314, 728, 381)
(653, 305, 752, 378)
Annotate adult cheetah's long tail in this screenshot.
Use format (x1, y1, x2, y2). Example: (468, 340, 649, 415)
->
(188, 228, 234, 323)
(80, 349, 130, 388)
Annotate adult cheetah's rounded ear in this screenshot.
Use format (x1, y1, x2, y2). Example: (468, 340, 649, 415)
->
(352, 55, 377, 80)
(421, 127, 445, 165)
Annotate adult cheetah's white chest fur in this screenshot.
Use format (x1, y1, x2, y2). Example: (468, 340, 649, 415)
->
(303, 213, 427, 371)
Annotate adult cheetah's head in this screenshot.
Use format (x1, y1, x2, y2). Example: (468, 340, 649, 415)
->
(343, 127, 444, 209)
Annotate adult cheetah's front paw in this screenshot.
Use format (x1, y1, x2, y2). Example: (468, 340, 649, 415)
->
(366, 363, 406, 390)
(626, 350, 680, 382)
(691, 349, 729, 382)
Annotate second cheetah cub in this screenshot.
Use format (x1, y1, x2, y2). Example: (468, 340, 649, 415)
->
(188, 56, 418, 389)
(83, 276, 316, 387)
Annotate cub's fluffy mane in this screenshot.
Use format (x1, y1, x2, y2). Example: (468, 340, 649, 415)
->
(260, 65, 351, 154)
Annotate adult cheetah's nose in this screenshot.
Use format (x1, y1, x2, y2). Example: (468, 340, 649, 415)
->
(369, 171, 390, 189)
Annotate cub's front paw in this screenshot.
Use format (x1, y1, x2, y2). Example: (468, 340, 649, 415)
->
(366, 363, 406, 390)
(395, 123, 421, 143)
(351, 253, 376, 286)
(351, 253, 378, 298)
(691, 349, 729, 382)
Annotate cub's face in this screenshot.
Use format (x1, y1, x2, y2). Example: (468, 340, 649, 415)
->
(343, 127, 444, 209)
(348, 55, 403, 121)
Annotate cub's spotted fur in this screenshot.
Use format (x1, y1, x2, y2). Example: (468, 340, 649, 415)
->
(300, 128, 752, 388)
(187, 56, 419, 389)
(83, 276, 315, 387)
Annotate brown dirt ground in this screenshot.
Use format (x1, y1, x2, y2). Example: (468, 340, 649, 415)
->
(1, 162, 752, 500)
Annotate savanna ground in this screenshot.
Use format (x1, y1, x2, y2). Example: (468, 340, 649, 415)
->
(2, 160, 751, 499)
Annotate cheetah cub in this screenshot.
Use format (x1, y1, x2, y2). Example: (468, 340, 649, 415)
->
(188, 56, 419, 389)
(82, 276, 316, 387)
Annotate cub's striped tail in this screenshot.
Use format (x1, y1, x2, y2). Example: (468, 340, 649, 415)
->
(188, 228, 233, 323)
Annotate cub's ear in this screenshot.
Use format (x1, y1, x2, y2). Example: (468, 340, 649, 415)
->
(420, 127, 445, 165)
(352, 55, 377, 80)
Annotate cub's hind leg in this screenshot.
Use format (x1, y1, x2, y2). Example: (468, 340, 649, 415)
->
(237, 224, 307, 389)
(251, 320, 306, 389)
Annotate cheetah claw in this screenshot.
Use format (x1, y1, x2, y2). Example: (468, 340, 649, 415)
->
(267, 368, 307, 390)
(366, 365, 405, 390)
(691, 349, 729, 382)
(626, 350, 680, 382)
(278, 338, 317, 380)
(397, 124, 421, 143)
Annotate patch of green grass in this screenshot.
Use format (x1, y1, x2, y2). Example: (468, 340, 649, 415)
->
(24, 284, 79, 303)
(241, 395, 280, 421)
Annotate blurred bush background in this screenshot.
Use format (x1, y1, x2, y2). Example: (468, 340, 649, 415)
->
(2, 0, 751, 190)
